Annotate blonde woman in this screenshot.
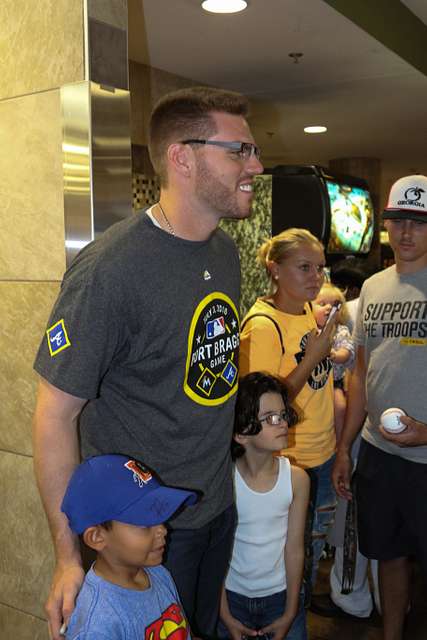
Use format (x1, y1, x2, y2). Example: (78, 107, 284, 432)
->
(240, 228, 336, 596)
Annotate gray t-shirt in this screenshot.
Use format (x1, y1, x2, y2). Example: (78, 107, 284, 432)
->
(34, 212, 241, 527)
(354, 264, 427, 463)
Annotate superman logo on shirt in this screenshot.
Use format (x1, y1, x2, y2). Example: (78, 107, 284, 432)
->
(145, 603, 188, 640)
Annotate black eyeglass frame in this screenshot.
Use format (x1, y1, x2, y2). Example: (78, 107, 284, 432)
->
(181, 139, 261, 160)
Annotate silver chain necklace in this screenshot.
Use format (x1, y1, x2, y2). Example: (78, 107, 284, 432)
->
(157, 202, 175, 236)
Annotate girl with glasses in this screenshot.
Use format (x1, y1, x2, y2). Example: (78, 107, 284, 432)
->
(219, 372, 309, 640)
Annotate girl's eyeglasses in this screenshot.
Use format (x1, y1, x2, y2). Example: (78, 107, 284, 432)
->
(259, 411, 289, 426)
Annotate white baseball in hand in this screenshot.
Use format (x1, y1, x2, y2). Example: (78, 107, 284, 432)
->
(380, 408, 407, 434)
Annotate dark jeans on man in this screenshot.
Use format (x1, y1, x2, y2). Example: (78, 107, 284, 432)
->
(164, 504, 237, 639)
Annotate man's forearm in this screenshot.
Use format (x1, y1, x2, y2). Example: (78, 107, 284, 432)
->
(338, 349, 367, 454)
(34, 415, 81, 564)
(32, 380, 85, 566)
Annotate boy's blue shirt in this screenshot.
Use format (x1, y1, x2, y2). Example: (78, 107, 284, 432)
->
(65, 564, 190, 640)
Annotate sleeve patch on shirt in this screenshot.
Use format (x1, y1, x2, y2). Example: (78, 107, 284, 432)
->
(46, 319, 71, 356)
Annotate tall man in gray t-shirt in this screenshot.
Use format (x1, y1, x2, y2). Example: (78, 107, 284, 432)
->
(33, 87, 263, 640)
(333, 174, 427, 640)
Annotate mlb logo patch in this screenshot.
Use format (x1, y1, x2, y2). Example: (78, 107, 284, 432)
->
(206, 316, 225, 340)
(46, 319, 71, 356)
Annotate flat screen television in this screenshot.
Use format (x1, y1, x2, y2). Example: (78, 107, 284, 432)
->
(269, 166, 375, 256)
(325, 180, 374, 254)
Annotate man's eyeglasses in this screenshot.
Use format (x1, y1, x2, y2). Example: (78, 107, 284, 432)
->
(181, 139, 261, 161)
(259, 411, 289, 426)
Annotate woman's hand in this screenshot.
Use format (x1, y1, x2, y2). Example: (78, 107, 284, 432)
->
(305, 321, 335, 366)
(283, 322, 336, 401)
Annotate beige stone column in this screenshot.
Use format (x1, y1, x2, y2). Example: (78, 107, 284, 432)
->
(329, 157, 382, 271)
(0, 1, 126, 636)
(0, 2, 84, 635)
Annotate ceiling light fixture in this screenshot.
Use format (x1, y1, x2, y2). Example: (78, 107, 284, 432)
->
(304, 126, 327, 134)
(202, 0, 248, 14)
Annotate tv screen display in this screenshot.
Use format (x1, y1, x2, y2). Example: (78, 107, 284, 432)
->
(326, 180, 374, 254)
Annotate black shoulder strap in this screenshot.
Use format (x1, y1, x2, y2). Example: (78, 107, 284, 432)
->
(241, 313, 285, 355)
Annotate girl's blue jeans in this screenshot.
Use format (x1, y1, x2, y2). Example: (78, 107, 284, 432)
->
(218, 588, 307, 640)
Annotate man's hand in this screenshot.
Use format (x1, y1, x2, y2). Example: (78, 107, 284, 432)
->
(332, 449, 353, 500)
(46, 563, 85, 639)
(380, 415, 427, 447)
(258, 613, 293, 640)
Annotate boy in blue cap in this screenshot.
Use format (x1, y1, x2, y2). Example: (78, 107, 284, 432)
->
(60, 454, 197, 639)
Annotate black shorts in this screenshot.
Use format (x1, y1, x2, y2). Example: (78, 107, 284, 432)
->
(355, 439, 427, 574)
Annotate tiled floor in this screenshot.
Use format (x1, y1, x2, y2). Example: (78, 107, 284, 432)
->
(308, 557, 427, 639)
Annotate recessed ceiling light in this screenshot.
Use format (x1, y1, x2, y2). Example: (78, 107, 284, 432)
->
(304, 126, 327, 134)
(202, 0, 248, 14)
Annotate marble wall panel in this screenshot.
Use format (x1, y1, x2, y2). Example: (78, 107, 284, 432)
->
(0, 451, 54, 619)
(0, 282, 60, 455)
(89, 19, 128, 89)
(0, 90, 66, 281)
(0, 604, 48, 640)
(129, 61, 151, 146)
(89, 0, 127, 29)
(0, 0, 84, 100)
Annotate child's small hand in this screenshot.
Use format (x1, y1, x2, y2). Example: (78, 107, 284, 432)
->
(258, 613, 293, 640)
(331, 346, 352, 365)
(222, 615, 258, 640)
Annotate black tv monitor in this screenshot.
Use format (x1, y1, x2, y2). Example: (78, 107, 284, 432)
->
(269, 165, 375, 256)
